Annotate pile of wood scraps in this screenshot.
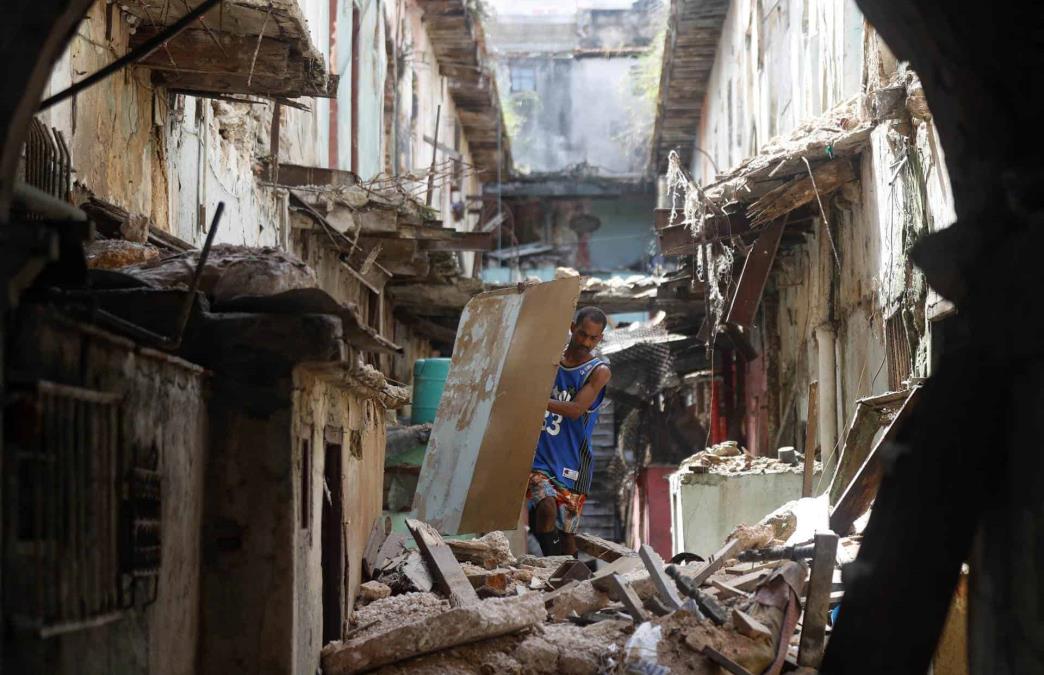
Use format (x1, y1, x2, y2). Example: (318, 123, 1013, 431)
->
(324, 517, 850, 674)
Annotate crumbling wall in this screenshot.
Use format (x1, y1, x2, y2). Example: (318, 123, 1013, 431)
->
(7, 311, 206, 675)
(37, 2, 170, 230)
(37, 0, 332, 249)
(293, 371, 388, 649)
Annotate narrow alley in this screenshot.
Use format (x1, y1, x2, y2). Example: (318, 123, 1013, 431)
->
(0, 0, 1039, 673)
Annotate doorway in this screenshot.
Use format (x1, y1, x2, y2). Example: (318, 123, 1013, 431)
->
(321, 437, 344, 644)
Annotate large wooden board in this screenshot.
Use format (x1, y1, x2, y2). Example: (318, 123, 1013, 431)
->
(412, 278, 582, 534)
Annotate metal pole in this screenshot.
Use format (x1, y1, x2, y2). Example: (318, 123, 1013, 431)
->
(425, 104, 441, 207)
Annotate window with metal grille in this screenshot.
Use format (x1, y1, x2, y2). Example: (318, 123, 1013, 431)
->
(4, 381, 128, 637)
(885, 309, 913, 390)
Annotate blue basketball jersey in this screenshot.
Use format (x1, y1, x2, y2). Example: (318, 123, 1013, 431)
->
(532, 357, 607, 494)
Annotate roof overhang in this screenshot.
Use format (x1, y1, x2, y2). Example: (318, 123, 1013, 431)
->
(123, 0, 336, 99)
(418, 0, 512, 179)
(648, 0, 730, 177)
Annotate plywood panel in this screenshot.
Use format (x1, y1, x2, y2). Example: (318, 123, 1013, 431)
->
(412, 278, 581, 534)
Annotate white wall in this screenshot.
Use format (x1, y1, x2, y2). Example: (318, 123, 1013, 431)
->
(696, 0, 864, 179)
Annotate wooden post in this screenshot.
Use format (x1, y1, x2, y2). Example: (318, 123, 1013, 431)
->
(798, 531, 839, 668)
(803, 381, 819, 497)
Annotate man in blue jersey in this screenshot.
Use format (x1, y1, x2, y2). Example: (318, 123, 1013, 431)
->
(527, 306, 612, 556)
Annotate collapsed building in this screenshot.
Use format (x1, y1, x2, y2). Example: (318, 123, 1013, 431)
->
(1, 0, 1042, 672)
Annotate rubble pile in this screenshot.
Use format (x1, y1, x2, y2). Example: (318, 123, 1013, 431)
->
(679, 440, 822, 476)
(325, 515, 853, 674)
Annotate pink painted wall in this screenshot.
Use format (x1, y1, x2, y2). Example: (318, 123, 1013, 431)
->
(638, 465, 675, 560)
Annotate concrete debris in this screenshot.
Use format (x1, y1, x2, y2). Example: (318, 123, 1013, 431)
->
(85, 239, 160, 269)
(123, 244, 317, 302)
(321, 594, 547, 674)
(679, 441, 822, 477)
(358, 581, 393, 604)
(330, 522, 848, 675)
(446, 531, 516, 570)
(726, 523, 778, 552)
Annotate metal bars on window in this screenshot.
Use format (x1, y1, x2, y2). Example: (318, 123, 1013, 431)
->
(6, 381, 123, 636)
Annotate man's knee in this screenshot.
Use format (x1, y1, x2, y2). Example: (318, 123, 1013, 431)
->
(532, 497, 557, 532)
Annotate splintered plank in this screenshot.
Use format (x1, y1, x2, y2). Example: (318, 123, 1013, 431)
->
(321, 594, 545, 674)
(725, 216, 786, 329)
(798, 531, 839, 668)
(829, 387, 922, 534)
(639, 544, 683, 610)
(405, 519, 480, 607)
(575, 532, 637, 561)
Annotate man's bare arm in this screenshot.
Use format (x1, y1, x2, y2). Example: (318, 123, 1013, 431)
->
(547, 366, 611, 420)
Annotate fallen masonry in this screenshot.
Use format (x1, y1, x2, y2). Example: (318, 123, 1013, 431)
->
(321, 515, 865, 673)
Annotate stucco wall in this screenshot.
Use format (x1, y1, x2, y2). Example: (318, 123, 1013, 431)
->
(669, 468, 810, 558)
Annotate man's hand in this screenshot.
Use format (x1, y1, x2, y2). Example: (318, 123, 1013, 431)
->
(547, 365, 611, 420)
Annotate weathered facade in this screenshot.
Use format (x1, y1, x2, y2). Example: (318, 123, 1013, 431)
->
(2, 0, 506, 672)
(652, 0, 955, 466)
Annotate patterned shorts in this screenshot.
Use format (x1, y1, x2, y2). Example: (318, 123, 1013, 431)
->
(526, 471, 587, 534)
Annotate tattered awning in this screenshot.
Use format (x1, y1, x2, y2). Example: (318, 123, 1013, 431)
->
(124, 0, 336, 99)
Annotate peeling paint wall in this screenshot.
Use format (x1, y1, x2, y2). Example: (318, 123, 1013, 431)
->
(693, 3, 955, 459)
(37, 0, 332, 249)
(488, 4, 657, 177)
(6, 311, 206, 675)
(696, 0, 864, 179)
(293, 371, 387, 651)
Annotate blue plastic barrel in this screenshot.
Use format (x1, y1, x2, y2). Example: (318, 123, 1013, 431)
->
(411, 358, 451, 425)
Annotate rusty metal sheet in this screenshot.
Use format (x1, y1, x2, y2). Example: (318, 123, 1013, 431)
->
(412, 277, 582, 534)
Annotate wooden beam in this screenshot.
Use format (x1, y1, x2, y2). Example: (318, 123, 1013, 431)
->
(828, 389, 912, 504)
(265, 162, 359, 188)
(419, 231, 494, 252)
(639, 544, 684, 610)
(598, 574, 647, 623)
(726, 217, 786, 328)
(747, 158, 855, 227)
(394, 308, 458, 345)
(320, 594, 545, 674)
(405, 518, 480, 607)
(798, 531, 839, 669)
(829, 388, 922, 534)
(803, 381, 819, 498)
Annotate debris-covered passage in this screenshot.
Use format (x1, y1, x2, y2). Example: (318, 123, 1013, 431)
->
(6, 0, 1029, 671)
